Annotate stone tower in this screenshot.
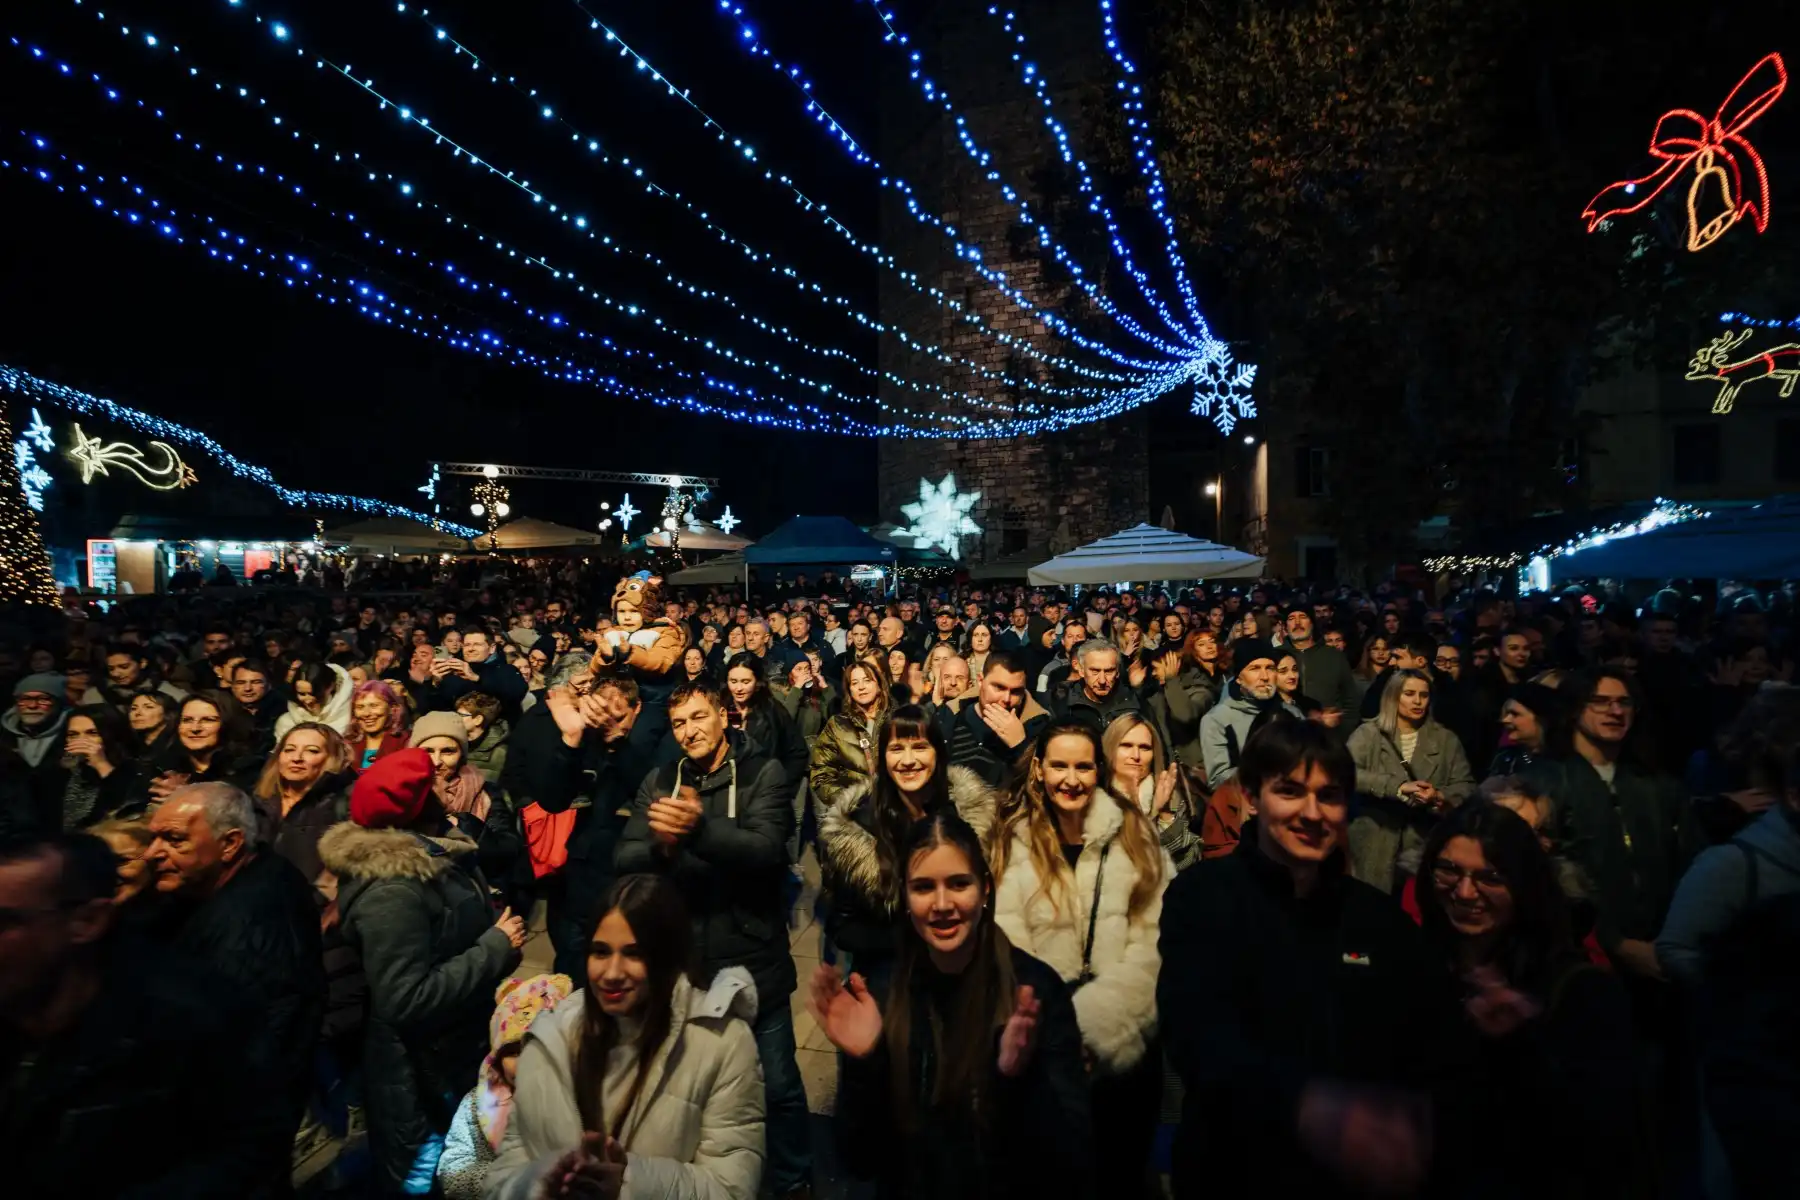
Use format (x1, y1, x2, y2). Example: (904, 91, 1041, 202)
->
(875, 0, 1149, 564)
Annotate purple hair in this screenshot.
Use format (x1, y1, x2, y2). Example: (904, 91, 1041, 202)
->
(352, 678, 407, 737)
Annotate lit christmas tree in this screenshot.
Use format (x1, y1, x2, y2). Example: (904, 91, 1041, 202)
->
(0, 395, 60, 605)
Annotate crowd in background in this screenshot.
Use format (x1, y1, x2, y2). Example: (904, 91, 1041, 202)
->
(1, 557, 1796, 1199)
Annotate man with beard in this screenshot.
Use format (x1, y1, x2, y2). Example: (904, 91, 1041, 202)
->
(613, 681, 811, 1199)
(0, 674, 70, 835)
(1200, 640, 1304, 787)
(144, 783, 324, 1190)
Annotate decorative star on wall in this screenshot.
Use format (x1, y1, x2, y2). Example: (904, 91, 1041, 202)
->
(14, 439, 51, 511)
(614, 493, 639, 531)
(23, 408, 54, 453)
(716, 506, 740, 535)
(898, 474, 983, 560)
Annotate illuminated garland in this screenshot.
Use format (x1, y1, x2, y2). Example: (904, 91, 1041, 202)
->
(1420, 499, 1710, 581)
(1721, 310, 1800, 331)
(1582, 53, 1786, 252)
(0, 397, 60, 604)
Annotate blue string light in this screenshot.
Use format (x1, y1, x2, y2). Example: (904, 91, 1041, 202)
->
(1721, 311, 1800, 330)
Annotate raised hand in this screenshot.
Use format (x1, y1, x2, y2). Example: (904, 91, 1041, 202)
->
(1128, 658, 1149, 689)
(996, 985, 1040, 1078)
(808, 964, 883, 1059)
(1153, 765, 1180, 817)
(494, 906, 527, 950)
(1152, 650, 1182, 685)
(545, 689, 589, 747)
(1709, 657, 1745, 687)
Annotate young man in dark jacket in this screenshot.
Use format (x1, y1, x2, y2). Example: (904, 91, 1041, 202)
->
(505, 665, 655, 978)
(1159, 719, 1438, 1199)
(423, 626, 528, 719)
(614, 680, 811, 1199)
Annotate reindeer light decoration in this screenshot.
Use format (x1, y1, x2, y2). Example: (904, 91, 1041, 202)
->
(1687, 329, 1800, 414)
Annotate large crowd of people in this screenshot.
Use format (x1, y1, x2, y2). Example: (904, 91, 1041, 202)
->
(1, 557, 1796, 1199)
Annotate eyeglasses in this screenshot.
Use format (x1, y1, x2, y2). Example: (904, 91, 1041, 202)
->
(1584, 695, 1636, 712)
(1433, 656, 1460, 667)
(1430, 862, 1508, 892)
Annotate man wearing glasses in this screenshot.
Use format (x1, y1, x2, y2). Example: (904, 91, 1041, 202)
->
(1, 674, 69, 829)
(1522, 668, 1692, 984)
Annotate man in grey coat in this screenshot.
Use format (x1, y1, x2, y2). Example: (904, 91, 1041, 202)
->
(1283, 607, 1359, 739)
(1199, 639, 1302, 786)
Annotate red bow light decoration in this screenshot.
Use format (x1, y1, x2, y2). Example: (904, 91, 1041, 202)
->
(1582, 53, 1787, 252)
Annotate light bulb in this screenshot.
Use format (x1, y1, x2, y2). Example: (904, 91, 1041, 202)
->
(494, 502, 511, 518)
(470, 502, 485, 517)
(481, 463, 499, 479)
(600, 501, 611, 510)
(662, 516, 677, 530)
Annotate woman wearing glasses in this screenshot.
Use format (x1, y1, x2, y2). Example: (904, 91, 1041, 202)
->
(1346, 668, 1476, 893)
(1418, 802, 1641, 1198)
(130, 690, 260, 811)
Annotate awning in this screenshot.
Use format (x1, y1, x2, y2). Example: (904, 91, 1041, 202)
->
(1548, 496, 1800, 581)
(472, 517, 604, 551)
(743, 516, 895, 566)
(322, 516, 469, 554)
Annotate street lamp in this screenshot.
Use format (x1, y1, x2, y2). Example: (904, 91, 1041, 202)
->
(1204, 476, 1223, 542)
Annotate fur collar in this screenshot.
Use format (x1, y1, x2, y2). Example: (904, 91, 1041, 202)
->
(818, 765, 998, 910)
(316, 820, 479, 881)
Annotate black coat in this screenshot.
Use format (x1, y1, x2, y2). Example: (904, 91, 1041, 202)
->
(318, 821, 517, 1190)
(163, 851, 325, 1183)
(615, 741, 796, 1004)
(422, 652, 529, 720)
(0, 937, 291, 1198)
(836, 946, 1094, 1200)
(1158, 825, 1439, 1199)
(738, 699, 808, 799)
(269, 771, 364, 1040)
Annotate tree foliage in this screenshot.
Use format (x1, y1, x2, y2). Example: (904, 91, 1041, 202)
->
(1122, 0, 1788, 568)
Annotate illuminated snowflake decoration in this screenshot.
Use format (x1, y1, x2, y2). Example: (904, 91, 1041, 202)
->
(14, 437, 51, 511)
(614, 493, 639, 531)
(897, 474, 982, 560)
(1187, 348, 1259, 435)
(23, 407, 54, 452)
(716, 505, 741, 535)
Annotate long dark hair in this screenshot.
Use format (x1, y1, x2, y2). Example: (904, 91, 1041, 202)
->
(67, 703, 138, 772)
(885, 810, 1016, 1132)
(722, 652, 771, 714)
(1417, 803, 1577, 997)
(870, 706, 952, 900)
(573, 874, 701, 1143)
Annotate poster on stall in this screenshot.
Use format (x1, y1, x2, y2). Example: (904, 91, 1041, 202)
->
(87, 539, 117, 593)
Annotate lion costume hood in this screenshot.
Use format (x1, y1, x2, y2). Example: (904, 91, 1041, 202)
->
(600, 570, 688, 677)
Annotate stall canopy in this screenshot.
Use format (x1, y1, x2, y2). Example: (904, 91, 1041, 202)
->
(743, 516, 895, 566)
(471, 517, 603, 551)
(667, 552, 750, 586)
(323, 516, 469, 554)
(643, 522, 753, 552)
(1028, 523, 1264, 585)
(1549, 495, 1800, 581)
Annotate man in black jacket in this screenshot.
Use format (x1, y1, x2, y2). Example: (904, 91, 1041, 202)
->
(145, 783, 324, 1187)
(0, 832, 284, 1198)
(507, 666, 653, 977)
(614, 680, 810, 1199)
(1284, 606, 1359, 738)
(1159, 719, 1437, 1199)
(423, 626, 528, 719)
(937, 650, 1050, 788)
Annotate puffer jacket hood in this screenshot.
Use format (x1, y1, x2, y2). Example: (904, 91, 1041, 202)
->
(317, 820, 480, 886)
(819, 765, 998, 916)
(274, 662, 355, 741)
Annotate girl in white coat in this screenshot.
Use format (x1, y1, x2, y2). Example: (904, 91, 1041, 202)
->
(989, 720, 1172, 1197)
(484, 874, 766, 1200)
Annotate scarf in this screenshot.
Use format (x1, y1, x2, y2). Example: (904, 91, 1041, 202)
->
(434, 762, 491, 821)
(62, 765, 102, 830)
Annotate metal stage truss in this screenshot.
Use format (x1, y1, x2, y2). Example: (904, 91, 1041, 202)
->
(432, 463, 719, 488)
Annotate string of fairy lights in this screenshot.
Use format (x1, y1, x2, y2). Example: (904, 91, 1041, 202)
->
(10, 0, 1255, 437)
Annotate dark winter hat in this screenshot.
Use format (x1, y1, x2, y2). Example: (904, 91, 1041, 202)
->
(350, 747, 437, 829)
(1506, 681, 1563, 723)
(13, 672, 66, 699)
(1231, 638, 1277, 675)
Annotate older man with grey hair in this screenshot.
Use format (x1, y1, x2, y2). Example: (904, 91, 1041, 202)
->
(1053, 637, 1151, 731)
(146, 782, 324, 1189)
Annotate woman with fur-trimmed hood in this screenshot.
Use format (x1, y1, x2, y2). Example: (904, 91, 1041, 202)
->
(317, 747, 526, 1193)
(990, 719, 1173, 1196)
(817, 704, 998, 989)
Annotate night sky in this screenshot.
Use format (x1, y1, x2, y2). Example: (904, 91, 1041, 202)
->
(1, 0, 898, 533)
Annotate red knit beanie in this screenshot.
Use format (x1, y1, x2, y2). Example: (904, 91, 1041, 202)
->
(351, 747, 437, 829)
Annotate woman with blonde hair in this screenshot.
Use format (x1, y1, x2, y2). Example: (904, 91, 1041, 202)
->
(810, 656, 892, 806)
(1345, 667, 1476, 893)
(991, 720, 1173, 1195)
(1101, 713, 1199, 870)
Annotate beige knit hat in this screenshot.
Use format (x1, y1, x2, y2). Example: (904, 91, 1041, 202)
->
(409, 709, 469, 752)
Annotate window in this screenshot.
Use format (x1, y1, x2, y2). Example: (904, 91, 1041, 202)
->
(1293, 446, 1330, 498)
(1776, 419, 1800, 483)
(998, 506, 1028, 557)
(1672, 423, 1721, 486)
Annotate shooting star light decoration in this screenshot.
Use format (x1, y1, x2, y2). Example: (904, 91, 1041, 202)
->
(67, 423, 197, 490)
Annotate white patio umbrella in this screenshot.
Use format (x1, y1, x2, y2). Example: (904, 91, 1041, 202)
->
(1027, 523, 1264, 585)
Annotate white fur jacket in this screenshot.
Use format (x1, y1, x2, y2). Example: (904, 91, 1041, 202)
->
(992, 789, 1173, 1075)
(817, 765, 999, 916)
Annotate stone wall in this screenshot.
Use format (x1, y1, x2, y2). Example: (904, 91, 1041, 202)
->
(875, 0, 1149, 562)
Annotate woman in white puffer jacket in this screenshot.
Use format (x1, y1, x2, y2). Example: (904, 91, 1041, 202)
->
(990, 719, 1172, 1200)
(484, 874, 765, 1200)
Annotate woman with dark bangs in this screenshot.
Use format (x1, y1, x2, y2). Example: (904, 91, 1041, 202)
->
(817, 705, 1000, 993)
